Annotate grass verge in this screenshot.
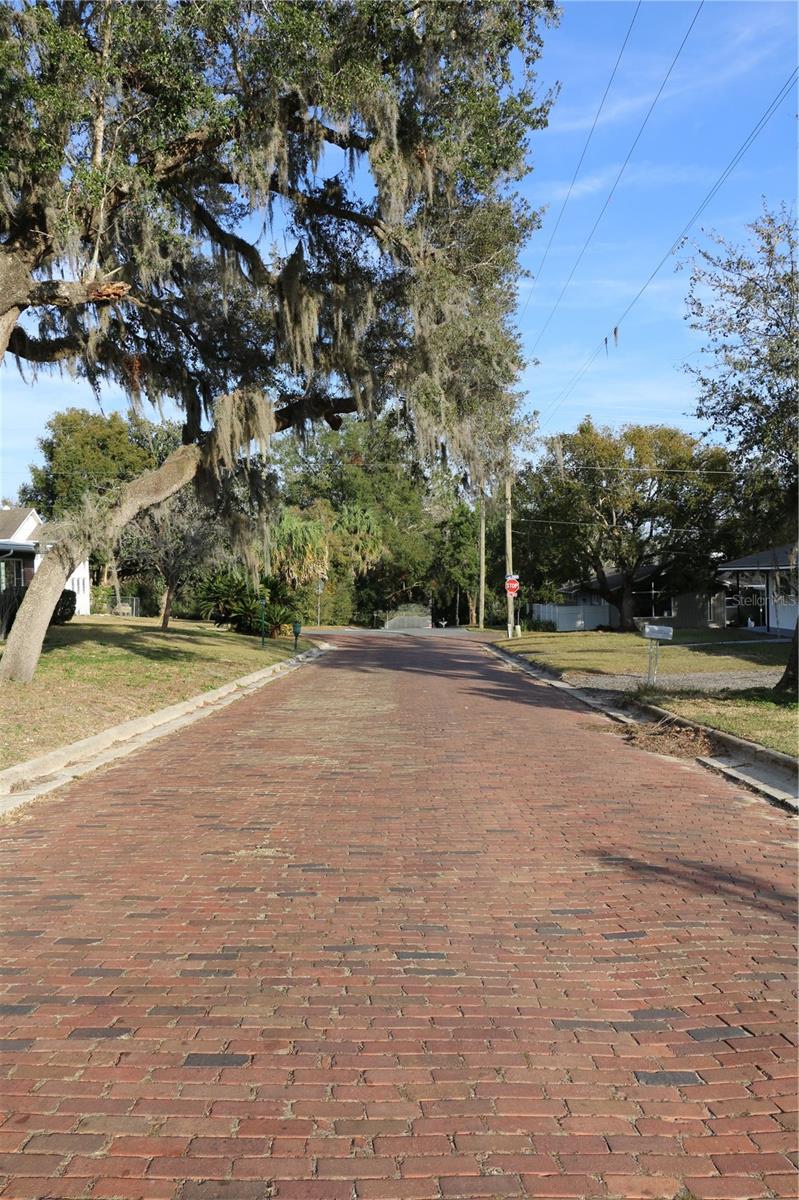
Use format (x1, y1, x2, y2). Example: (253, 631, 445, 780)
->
(500, 628, 789, 678)
(635, 686, 798, 758)
(0, 616, 312, 770)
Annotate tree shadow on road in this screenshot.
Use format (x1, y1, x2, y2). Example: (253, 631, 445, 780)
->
(316, 633, 581, 713)
(587, 848, 796, 924)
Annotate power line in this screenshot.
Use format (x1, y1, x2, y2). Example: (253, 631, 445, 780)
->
(533, 464, 736, 476)
(536, 63, 799, 433)
(529, 1, 705, 356)
(513, 518, 707, 532)
(519, 1, 642, 323)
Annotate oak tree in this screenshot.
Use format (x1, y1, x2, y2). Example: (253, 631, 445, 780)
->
(0, 0, 554, 681)
(517, 420, 735, 630)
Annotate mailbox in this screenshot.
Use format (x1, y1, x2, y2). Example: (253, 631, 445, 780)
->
(642, 623, 673, 641)
(640, 622, 672, 685)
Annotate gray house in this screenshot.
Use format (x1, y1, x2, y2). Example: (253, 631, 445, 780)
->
(716, 545, 797, 635)
(560, 564, 726, 630)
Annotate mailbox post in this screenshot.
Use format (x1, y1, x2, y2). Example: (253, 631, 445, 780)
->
(641, 622, 673, 685)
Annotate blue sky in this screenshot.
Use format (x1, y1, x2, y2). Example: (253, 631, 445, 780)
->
(516, 0, 797, 440)
(1, 0, 796, 499)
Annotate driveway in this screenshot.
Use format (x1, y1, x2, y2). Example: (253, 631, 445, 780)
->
(0, 633, 795, 1200)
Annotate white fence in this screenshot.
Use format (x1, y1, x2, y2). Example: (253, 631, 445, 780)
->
(531, 602, 612, 632)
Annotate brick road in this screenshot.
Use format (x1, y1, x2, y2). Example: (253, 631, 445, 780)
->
(0, 633, 796, 1200)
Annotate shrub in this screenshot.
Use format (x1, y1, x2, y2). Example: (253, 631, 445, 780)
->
(197, 570, 298, 636)
(521, 616, 557, 633)
(1, 586, 76, 636)
(264, 602, 294, 637)
(197, 570, 252, 627)
(91, 583, 115, 614)
(0, 586, 26, 638)
(172, 581, 204, 620)
(129, 576, 163, 617)
(51, 589, 77, 624)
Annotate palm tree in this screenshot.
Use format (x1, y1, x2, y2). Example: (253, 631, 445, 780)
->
(338, 504, 382, 576)
(271, 509, 330, 588)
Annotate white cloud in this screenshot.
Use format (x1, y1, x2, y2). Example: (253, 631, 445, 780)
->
(550, 2, 794, 137)
(537, 161, 717, 206)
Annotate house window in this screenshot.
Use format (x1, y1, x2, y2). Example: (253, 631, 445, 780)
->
(6, 559, 25, 587)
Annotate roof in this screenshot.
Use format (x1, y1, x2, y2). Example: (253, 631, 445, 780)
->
(562, 563, 662, 595)
(0, 507, 42, 541)
(718, 545, 797, 572)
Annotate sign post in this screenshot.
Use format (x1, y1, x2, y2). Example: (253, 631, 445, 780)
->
(641, 622, 673, 685)
(505, 575, 520, 638)
(504, 475, 514, 639)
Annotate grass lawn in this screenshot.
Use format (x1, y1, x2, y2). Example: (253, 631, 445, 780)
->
(639, 687, 798, 758)
(501, 628, 790, 678)
(0, 616, 312, 770)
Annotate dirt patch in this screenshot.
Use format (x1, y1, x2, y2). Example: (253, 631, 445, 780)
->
(609, 717, 715, 759)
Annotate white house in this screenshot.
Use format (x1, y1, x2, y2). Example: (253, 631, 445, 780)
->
(0, 507, 91, 615)
(717, 545, 798, 635)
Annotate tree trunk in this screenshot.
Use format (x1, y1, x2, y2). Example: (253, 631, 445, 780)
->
(0, 444, 202, 684)
(0, 244, 37, 359)
(160, 582, 176, 631)
(619, 577, 636, 631)
(0, 546, 75, 683)
(773, 620, 797, 696)
(467, 592, 477, 627)
(0, 306, 21, 361)
(109, 553, 122, 608)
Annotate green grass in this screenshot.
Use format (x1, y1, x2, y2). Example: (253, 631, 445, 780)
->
(0, 615, 312, 770)
(639, 686, 798, 758)
(501, 628, 790, 678)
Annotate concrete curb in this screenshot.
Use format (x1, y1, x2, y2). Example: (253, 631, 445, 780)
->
(694, 756, 798, 814)
(486, 643, 798, 813)
(0, 642, 331, 819)
(485, 643, 637, 726)
(628, 699, 798, 772)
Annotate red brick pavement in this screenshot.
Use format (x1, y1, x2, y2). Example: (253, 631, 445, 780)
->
(0, 633, 796, 1200)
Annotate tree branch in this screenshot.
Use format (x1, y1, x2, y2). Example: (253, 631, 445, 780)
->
(161, 156, 400, 254)
(181, 194, 277, 286)
(273, 392, 359, 432)
(149, 102, 372, 188)
(277, 183, 392, 244)
(7, 326, 83, 363)
(283, 111, 372, 154)
(28, 278, 131, 308)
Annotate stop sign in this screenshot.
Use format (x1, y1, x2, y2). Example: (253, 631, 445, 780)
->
(505, 576, 520, 595)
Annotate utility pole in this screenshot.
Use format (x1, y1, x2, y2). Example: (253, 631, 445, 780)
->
(315, 575, 326, 627)
(505, 473, 514, 639)
(478, 490, 486, 630)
